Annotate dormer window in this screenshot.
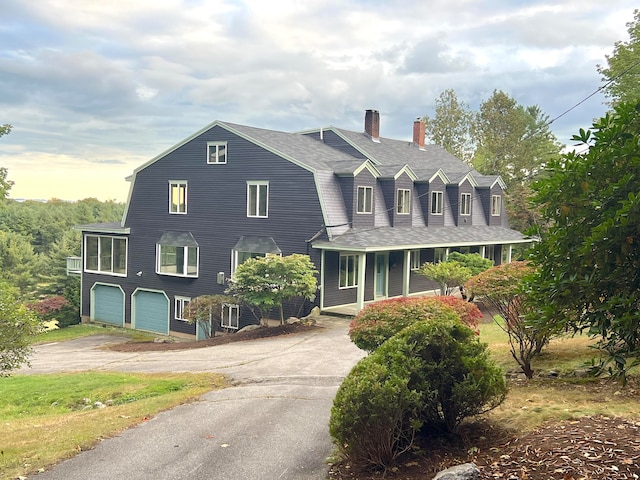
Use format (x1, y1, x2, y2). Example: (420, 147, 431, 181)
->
(397, 189, 411, 214)
(207, 141, 227, 164)
(356, 186, 373, 214)
(460, 192, 471, 216)
(491, 195, 502, 216)
(431, 191, 443, 215)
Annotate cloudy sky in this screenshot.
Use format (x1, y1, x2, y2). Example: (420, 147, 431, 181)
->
(0, 1, 636, 201)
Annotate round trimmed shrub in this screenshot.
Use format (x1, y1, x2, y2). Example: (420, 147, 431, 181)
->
(329, 349, 423, 468)
(331, 317, 506, 468)
(348, 296, 480, 352)
(380, 318, 506, 433)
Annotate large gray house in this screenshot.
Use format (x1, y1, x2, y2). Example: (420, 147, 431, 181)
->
(75, 109, 530, 338)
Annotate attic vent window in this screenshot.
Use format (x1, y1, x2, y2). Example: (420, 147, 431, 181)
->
(207, 141, 227, 164)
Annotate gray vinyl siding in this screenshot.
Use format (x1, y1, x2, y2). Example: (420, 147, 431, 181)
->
(387, 251, 404, 297)
(84, 126, 326, 332)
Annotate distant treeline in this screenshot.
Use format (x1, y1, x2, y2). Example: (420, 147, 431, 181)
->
(0, 198, 124, 300)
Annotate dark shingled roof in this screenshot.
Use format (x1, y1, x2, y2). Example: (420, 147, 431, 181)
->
(313, 226, 533, 252)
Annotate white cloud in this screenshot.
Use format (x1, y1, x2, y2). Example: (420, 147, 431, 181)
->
(0, 0, 637, 201)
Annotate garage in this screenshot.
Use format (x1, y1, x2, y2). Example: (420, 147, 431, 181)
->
(91, 284, 125, 327)
(132, 289, 169, 335)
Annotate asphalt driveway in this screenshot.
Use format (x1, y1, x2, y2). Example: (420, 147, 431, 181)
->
(23, 316, 365, 480)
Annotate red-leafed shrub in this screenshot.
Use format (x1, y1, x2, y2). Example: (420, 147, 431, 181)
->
(348, 296, 478, 353)
(428, 295, 482, 333)
(28, 296, 79, 328)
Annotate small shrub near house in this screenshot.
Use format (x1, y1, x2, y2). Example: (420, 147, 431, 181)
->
(348, 296, 481, 353)
(28, 295, 79, 328)
(331, 317, 506, 469)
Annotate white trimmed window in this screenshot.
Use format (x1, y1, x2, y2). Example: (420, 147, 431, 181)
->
(169, 181, 187, 214)
(207, 141, 227, 164)
(221, 303, 240, 329)
(431, 191, 443, 215)
(339, 254, 359, 289)
(434, 247, 447, 264)
(491, 195, 502, 216)
(485, 245, 496, 262)
(397, 189, 411, 214)
(356, 186, 373, 214)
(175, 296, 191, 321)
(460, 192, 471, 216)
(410, 249, 421, 270)
(157, 244, 198, 277)
(85, 235, 127, 276)
(247, 181, 269, 218)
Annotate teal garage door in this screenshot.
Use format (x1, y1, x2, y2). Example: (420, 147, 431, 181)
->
(133, 290, 169, 334)
(91, 284, 125, 326)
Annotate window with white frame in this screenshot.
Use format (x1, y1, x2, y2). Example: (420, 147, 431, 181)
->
(157, 244, 198, 277)
(491, 194, 502, 216)
(460, 192, 471, 215)
(169, 181, 187, 214)
(397, 189, 411, 214)
(410, 249, 421, 270)
(485, 245, 496, 262)
(247, 181, 268, 217)
(207, 141, 227, 164)
(433, 247, 447, 264)
(232, 251, 266, 273)
(221, 303, 240, 329)
(356, 186, 373, 214)
(85, 235, 127, 276)
(175, 296, 191, 321)
(431, 191, 443, 215)
(339, 254, 359, 288)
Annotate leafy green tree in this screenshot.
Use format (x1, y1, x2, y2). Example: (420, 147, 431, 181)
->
(423, 89, 474, 164)
(226, 254, 318, 325)
(598, 9, 640, 105)
(418, 260, 471, 295)
(530, 101, 640, 381)
(0, 283, 41, 375)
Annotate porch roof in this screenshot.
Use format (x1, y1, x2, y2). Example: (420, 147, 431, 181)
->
(311, 226, 535, 252)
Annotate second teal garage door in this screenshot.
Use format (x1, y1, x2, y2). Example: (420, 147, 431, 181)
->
(133, 290, 169, 335)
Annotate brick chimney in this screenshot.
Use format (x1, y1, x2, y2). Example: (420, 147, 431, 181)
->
(413, 118, 425, 148)
(364, 109, 380, 142)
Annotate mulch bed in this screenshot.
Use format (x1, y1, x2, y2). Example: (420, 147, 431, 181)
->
(107, 322, 320, 352)
(328, 416, 640, 480)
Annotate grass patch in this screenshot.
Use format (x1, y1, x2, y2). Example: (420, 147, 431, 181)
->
(35, 324, 156, 344)
(479, 317, 640, 433)
(0, 372, 225, 479)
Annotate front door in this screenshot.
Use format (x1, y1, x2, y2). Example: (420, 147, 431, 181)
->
(375, 253, 388, 299)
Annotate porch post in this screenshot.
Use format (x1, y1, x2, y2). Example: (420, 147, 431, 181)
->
(480, 245, 486, 258)
(507, 245, 513, 263)
(356, 252, 366, 312)
(319, 250, 325, 310)
(402, 250, 410, 297)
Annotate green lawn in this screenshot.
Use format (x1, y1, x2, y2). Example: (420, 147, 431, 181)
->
(0, 372, 225, 479)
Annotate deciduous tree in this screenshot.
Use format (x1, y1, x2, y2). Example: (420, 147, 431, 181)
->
(226, 254, 317, 325)
(423, 89, 474, 164)
(0, 283, 41, 375)
(598, 9, 640, 105)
